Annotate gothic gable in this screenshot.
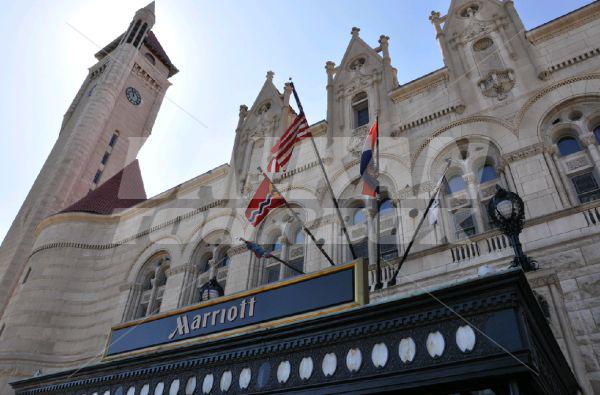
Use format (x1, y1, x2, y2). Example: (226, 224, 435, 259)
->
(333, 28, 384, 91)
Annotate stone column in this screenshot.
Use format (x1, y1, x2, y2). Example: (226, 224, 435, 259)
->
(325, 61, 336, 150)
(501, 159, 517, 192)
(176, 264, 198, 308)
(145, 277, 159, 316)
(122, 283, 142, 321)
(548, 281, 594, 394)
(582, 133, 600, 169)
(463, 173, 485, 232)
(279, 81, 292, 139)
(365, 205, 378, 269)
(542, 146, 572, 208)
(279, 235, 290, 279)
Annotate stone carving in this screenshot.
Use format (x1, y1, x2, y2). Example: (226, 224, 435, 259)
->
(478, 69, 515, 100)
(460, 21, 493, 44)
(347, 125, 369, 156)
(299, 357, 314, 380)
(322, 353, 337, 377)
(565, 155, 591, 171)
(426, 331, 445, 358)
(456, 325, 476, 353)
(277, 361, 291, 383)
(398, 337, 416, 363)
(371, 342, 389, 368)
(346, 348, 362, 372)
(503, 143, 544, 163)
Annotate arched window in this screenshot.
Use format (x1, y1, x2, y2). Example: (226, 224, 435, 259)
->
(447, 175, 466, 194)
(352, 92, 369, 128)
(288, 229, 305, 276)
(472, 36, 502, 71)
(594, 125, 600, 144)
(268, 237, 283, 254)
(453, 209, 477, 239)
(130, 254, 170, 320)
(188, 236, 231, 305)
(352, 207, 367, 225)
(478, 164, 497, 183)
(294, 230, 305, 245)
(557, 136, 581, 156)
(379, 199, 394, 216)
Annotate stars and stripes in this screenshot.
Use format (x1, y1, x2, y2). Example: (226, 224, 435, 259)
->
(245, 177, 286, 227)
(360, 119, 379, 197)
(267, 112, 311, 172)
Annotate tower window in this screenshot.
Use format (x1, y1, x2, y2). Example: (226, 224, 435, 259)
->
(93, 170, 103, 184)
(144, 53, 156, 65)
(109, 133, 119, 147)
(126, 20, 142, 44)
(572, 173, 600, 203)
(133, 22, 148, 48)
(22, 268, 32, 284)
(101, 152, 110, 165)
(352, 92, 369, 128)
(557, 136, 581, 156)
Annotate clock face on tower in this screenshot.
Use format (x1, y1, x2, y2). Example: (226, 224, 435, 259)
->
(125, 87, 142, 105)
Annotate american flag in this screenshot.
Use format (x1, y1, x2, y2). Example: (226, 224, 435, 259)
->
(267, 112, 311, 172)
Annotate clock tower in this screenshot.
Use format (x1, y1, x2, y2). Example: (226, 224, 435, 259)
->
(0, 2, 177, 316)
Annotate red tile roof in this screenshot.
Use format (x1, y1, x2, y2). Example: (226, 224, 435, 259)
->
(62, 160, 147, 215)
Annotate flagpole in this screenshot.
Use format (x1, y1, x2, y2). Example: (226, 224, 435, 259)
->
(374, 114, 383, 290)
(289, 81, 357, 261)
(238, 238, 305, 275)
(387, 160, 451, 287)
(258, 167, 336, 267)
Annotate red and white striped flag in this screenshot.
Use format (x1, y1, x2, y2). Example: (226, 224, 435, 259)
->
(267, 112, 311, 172)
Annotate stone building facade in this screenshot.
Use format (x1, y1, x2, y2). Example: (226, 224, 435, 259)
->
(1, 0, 600, 393)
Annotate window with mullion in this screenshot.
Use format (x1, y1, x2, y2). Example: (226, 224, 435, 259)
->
(572, 172, 600, 203)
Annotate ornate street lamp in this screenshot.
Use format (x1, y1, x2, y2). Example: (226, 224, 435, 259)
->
(487, 186, 537, 272)
(198, 278, 224, 301)
(198, 260, 225, 301)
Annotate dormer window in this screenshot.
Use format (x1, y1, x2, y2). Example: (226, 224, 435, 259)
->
(352, 92, 369, 128)
(349, 57, 366, 71)
(459, 3, 479, 18)
(257, 102, 271, 115)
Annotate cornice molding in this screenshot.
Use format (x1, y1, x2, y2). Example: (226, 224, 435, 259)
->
(527, 1, 600, 45)
(388, 69, 449, 103)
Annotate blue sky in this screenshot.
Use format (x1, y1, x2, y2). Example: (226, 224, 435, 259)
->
(0, 0, 592, 241)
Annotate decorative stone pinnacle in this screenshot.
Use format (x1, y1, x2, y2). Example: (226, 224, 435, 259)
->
(429, 10, 441, 22)
(351, 27, 360, 37)
(266, 71, 275, 82)
(325, 61, 336, 74)
(378, 35, 389, 44)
